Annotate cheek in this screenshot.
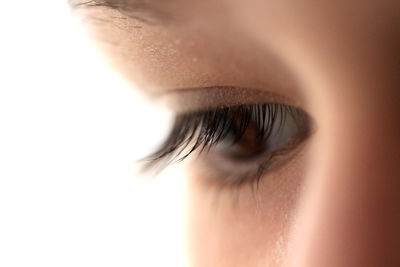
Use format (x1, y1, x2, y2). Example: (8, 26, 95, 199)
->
(186, 146, 309, 267)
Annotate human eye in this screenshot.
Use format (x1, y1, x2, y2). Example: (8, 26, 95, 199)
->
(69, 1, 314, 193)
(143, 88, 312, 189)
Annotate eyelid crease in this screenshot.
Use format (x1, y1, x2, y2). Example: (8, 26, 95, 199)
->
(152, 86, 303, 113)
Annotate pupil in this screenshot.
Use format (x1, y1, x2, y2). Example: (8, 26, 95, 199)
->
(216, 112, 266, 160)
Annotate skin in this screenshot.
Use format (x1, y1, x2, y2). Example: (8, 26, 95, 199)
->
(75, 0, 400, 266)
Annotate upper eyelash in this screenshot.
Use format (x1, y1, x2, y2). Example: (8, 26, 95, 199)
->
(141, 104, 300, 173)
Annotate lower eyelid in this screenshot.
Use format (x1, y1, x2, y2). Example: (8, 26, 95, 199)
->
(196, 131, 310, 188)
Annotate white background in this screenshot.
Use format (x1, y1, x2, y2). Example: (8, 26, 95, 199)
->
(0, 1, 186, 266)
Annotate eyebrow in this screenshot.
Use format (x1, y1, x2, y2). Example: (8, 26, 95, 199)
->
(68, 0, 172, 24)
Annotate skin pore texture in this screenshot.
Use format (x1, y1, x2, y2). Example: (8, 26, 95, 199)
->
(73, 0, 400, 266)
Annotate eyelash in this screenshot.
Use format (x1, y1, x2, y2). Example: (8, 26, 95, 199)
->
(142, 103, 310, 188)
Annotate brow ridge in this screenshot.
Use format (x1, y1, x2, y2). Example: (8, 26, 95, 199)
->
(68, 0, 171, 25)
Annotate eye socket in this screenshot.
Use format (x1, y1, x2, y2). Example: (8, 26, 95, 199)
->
(143, 103, 311, 186)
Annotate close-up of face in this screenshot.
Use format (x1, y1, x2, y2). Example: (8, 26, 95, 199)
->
(69, 1, 400, 266)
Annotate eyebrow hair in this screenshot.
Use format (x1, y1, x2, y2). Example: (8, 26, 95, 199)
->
(68, 0, 172, 25)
